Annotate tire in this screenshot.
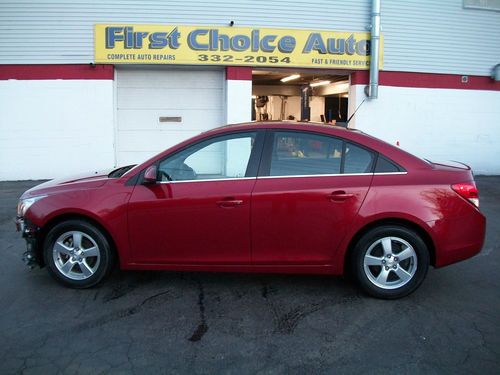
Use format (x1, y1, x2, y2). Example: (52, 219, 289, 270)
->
(352, 225, 429, 299)
(43, 219, 115, 288)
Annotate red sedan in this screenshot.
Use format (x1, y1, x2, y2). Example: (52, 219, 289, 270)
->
(16, 122, 485, 299)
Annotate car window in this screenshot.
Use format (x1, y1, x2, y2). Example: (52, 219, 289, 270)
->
(270, 132, 343, 176)
(158, 132, 257, 181)
(344, 143, 375, 174)
(375, 155, 402, 173)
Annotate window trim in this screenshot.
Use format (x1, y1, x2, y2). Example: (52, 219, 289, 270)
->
(256, 171, 407, 180)
(156, 170, 408, 184)
(135, 128, 407, 185)
(157, 176, 257, 184)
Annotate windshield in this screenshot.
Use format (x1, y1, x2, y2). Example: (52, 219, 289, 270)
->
(107, 165, 137, 178)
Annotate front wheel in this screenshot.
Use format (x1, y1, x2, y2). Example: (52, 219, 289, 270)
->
(352, 225, 430, 299)
(43, 220, 115, 288)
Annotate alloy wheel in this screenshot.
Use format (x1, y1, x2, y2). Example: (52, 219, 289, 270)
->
(363, 236, 418, 290)
(52, 231, 101, 280)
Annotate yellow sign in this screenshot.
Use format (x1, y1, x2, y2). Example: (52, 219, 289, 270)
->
(94, 24, 383, 69)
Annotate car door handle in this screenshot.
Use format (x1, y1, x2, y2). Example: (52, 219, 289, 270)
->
(326, 191, 354, 202)
(216, 198, 243, 208)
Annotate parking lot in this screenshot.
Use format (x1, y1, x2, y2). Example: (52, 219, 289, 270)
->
(0, 177, 499, 374)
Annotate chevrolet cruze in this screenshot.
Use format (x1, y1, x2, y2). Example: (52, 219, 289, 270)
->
(16, 122, 486, 299)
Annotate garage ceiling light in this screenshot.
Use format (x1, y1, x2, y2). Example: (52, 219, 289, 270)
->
(280, 74, 301, 82)
(310, 80, 331, 87)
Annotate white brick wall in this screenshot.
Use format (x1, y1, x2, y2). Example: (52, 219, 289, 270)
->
(0, 80, 115, 180)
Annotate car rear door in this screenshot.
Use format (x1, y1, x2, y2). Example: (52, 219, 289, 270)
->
(251, 130, 374, 265)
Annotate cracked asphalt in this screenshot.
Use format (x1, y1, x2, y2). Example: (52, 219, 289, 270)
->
(0, 177, 499, 374)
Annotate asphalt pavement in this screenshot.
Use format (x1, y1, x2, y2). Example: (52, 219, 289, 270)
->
(0, 177, 499, 374)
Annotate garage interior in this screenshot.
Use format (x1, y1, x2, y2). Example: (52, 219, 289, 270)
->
(252, 69, 350, 125)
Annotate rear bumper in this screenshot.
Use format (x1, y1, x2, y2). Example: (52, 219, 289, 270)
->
(429, 209, 486, 268)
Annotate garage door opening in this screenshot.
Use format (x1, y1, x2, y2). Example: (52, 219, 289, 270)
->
(252, 70, 349, 126)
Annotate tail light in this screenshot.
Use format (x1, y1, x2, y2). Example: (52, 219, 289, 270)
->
(451, 181, 479, 208)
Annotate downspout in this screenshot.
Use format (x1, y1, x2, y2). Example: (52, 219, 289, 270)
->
(368, 0, 381, 99)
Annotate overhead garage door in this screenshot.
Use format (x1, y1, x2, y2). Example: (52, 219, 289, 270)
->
(116, 66, 224, 166)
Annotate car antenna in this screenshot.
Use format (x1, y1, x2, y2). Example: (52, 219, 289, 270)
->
(346, 98, 366, 128)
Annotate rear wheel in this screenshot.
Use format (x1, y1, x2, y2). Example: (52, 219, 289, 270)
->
(352, 225, 429, 299)
(43, 220, 114, 288)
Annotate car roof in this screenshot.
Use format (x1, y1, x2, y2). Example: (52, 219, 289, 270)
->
(218, 121, 357, 133)
(202, 121, 375, 147)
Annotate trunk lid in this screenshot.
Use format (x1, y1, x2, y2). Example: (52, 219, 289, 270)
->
(427, 160, 471, 171)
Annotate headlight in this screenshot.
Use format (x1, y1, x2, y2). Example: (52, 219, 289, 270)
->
(17, 196, 47, 217)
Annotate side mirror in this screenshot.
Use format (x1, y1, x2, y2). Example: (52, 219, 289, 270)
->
(143, 165, 157, 184)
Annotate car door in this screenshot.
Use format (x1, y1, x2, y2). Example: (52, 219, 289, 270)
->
(127, 130, 264, 264)
(251, 130, 374, 265)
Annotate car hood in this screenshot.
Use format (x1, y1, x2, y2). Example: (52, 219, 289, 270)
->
(21, 169, 114, 199)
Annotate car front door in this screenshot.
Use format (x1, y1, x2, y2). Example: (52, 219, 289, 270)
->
(127, 130, 264, 264)
(251, 130, 374, 265)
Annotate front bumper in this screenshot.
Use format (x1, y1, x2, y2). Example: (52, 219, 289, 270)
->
(15, 217, 41, 268)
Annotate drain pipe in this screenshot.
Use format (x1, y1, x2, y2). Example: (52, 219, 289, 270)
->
(368, 0, 381, 99)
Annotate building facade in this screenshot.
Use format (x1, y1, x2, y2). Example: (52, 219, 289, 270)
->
(1, 0, 499, 180)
